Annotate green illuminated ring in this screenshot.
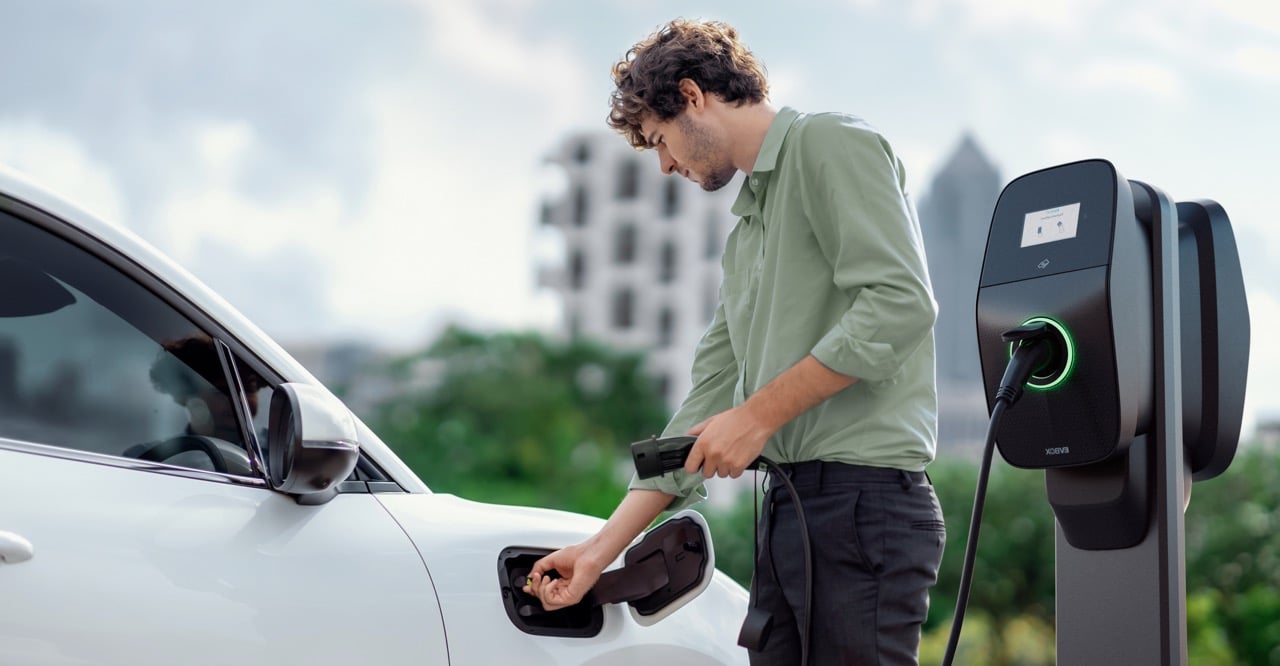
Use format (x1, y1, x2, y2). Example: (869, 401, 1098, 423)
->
(1007, 315, 1076, 391)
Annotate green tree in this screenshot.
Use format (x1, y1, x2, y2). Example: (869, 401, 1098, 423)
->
(1185, 445, 1280, 664)
(367, 326, 669, 518)
(927, 459, 1057, 632)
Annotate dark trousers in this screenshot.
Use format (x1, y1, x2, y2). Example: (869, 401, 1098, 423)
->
(748, 461, 946, 666)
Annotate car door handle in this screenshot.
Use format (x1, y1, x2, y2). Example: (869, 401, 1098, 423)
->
(0, 531, 34, 564)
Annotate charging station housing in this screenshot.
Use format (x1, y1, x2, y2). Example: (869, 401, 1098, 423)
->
(976, 159, 1153, 469)
(966, 156, 1249, 664)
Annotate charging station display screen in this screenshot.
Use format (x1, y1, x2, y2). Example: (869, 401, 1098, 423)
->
(1021, 203, 1081, 248)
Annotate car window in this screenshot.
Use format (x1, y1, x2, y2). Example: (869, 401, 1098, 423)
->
(0, 209, 270, 476)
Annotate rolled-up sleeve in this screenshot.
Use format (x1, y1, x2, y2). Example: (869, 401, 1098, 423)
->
(627, 299, 737, 510)
(801, 120, 937, 384)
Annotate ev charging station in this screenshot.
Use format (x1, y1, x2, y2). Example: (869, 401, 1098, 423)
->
(974, 159, 1250, 664)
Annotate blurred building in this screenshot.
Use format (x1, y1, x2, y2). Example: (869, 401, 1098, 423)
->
(534, 131, 739, 411)
(536, 129, 1002, 459)
(916, 134, 1003, 456)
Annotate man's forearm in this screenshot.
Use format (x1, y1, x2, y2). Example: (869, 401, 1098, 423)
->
(585, 489, 675, 564)
(743, 354, 858, 432)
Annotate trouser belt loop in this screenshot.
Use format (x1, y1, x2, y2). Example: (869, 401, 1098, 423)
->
(899, 469, 913, 491)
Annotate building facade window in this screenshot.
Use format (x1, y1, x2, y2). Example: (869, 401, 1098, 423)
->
(569, 249, 586, 290)
(657, 308, 675, 348)
(572, 185, 589, 227)
(573, 142, 591, 163)
(614, 224, 637, 264)
(612, 288, 635, 330)
(659, 242, 677, 283)
(662, 179, 680, 217)
(616, 159, 640, 199)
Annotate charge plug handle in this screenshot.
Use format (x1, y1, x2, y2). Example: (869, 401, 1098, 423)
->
(996, 323, 1056, 405)
(1001, 321, 1050, 343)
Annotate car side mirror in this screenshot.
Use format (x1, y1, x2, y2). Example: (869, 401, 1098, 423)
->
(267, 383, 360, 505)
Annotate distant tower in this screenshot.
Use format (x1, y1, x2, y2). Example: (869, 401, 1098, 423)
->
(536, 131, 739, 410)
(917, 133, 1003, 455)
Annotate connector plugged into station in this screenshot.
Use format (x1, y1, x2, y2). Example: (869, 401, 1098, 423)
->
(1004, 317, 1074, 392)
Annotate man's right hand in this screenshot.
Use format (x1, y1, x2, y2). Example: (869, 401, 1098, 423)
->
(523, 542, 607, 611)
(523, 489, 675, 611)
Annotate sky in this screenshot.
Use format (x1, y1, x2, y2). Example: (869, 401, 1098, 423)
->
(0, 0, 1277, 429)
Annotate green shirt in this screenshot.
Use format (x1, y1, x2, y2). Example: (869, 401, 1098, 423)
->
(631, 107, 939, 509)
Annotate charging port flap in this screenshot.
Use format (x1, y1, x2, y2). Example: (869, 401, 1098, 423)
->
(592, 509, 716, 626)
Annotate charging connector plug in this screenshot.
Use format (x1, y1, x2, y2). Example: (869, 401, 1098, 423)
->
(631, 436, 699, 480)
(997, 323, 1057, 406)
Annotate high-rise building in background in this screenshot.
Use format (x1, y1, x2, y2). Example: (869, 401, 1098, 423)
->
(537, 130, 1002, 458)
(535, 131, 739, 411)
(916, 134, 1003, 456)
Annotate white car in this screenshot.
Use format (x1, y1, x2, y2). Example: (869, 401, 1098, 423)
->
(0, 166, 749, 666)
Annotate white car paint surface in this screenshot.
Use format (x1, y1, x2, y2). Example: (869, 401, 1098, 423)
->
(0, 164, 750, 665)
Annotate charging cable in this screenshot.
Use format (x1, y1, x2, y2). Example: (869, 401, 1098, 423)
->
(942, 323, 1055, 665)
(631, 438, 812, 665)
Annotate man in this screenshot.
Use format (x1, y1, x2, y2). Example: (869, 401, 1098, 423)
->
(526, 18, 943, 665)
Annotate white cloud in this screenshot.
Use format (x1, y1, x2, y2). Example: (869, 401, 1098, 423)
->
(157, 185, 346, 262)
(1038, 131, 1112, 165)
(1206, 0, 1280, 35)
(1068, 59, 1185, 100)
(403, 0, 592, 122)
(194, 121, 255, 175)
(764, 63, 814, 110)
(904, 0, 1106, 32)
(0, 122, 127, 225)
(1228, 44, 1280, 81)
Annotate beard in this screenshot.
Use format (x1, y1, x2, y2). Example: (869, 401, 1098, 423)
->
(677, 114, 737, 192)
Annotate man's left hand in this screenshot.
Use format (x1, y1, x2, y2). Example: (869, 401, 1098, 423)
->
(683, 406, 774, 479)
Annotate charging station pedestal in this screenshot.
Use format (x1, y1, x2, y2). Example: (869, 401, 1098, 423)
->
(1053, 182, 1187, 665)
(976, 160, 1249, 665)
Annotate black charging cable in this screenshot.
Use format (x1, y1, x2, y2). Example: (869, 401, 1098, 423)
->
(631, 438, 813, 665)
(941, 323, 1055, 665)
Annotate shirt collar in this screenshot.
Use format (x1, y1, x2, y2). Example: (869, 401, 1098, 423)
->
(750, 106, 801, 175)
(731, 106, 801, 219)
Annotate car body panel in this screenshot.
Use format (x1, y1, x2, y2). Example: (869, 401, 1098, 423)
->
(0, 445, 446, 666)
(0, 164, 752, 664)
(377, 493, 750, 665)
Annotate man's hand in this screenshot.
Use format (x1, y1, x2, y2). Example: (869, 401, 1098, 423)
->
(522, 490, 673, 612)
(681, 355, 858, 479)
(683, 405, 774, 479)
(523, 541, 606, 611)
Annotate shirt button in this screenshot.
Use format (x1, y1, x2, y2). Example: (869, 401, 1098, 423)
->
(750, 178, 759, 187)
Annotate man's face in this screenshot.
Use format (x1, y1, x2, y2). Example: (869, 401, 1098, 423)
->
(641, 111, 737, 192)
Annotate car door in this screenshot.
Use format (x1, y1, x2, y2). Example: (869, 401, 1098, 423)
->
(0, 202, 447, 665)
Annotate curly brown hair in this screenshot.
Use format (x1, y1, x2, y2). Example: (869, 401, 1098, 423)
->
(608, 19, 769, 149)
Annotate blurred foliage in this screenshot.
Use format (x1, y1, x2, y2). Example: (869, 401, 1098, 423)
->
(365, 326, 1280, 663)
(704, 448, 1280, 664)
(367, 326, 668, 518)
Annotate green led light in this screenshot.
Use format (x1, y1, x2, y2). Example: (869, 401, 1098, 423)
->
(1007, 315, 1076, 391)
